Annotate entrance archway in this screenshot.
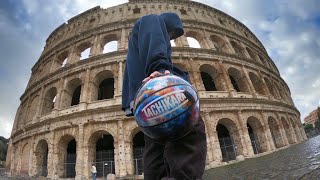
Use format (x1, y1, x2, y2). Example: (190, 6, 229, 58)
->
(268, 117, 284, 148)
(132, 131, 145, 175)
(57, 135, 77, 178)
(88, 131, 115, 177)
(247, 116, 268, 153)
(35, 140, 48, 177)
(281, 118, 294, 144)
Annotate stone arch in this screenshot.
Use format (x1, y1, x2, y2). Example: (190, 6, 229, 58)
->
(61, 78, 82, 108)
(230, 40, 246, 57)
(92, 70, 114, 101)
(290, 118, 302, 142)
(264, 77, 277, 98)
(268, 116, 284, 148)
(41, 87, 57, 115)
(216, 118, 243, 162)
(245, 47, 256, 61)
(87, 130, 115, 177)
(228, 67, 249, 93)
(20, 142, 31, 175)
(57, 51, 69, 68)
(281, 117, 294, 144)
(102, 34, 119, 53)
(77, 41, 92, 60)
(34, 139, 48, 177)
(248, 72, 266, 95)
(26, 95, 39, 124)
(199, 64, 223, 91)
(247, 116, 268, 153)
(185, 31, 204, 48)
(258, 54, 269, 68)
(56, 134, 77, 178)
(132, 130, 144, 175)
(210, 34, 229, 53)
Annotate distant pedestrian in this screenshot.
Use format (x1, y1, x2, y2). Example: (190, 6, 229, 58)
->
(91, 164, 97, 180)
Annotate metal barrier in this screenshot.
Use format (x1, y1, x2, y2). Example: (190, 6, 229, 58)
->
(219, 137, 237, 162)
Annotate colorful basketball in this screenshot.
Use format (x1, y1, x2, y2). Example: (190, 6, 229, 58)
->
(133, 74, 200, 141)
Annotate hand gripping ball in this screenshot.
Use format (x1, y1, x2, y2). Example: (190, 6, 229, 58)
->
(133, 74, 200, 141)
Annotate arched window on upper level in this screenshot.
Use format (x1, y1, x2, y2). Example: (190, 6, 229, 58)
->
(26, 95, 39, 124)
(61, 78, 82, 108)
(210, 35, 229, 53)
(102, 34, 118, 54)
(41, 87, 57, 115)
(264, 77, 278, 99)
(245, 47, 256, 61)
(249, 72, 266, 95)
(58, 51, 69, 68)
(185, 31, 204, 48)
(258, 54, 269, 68)
(77, 42, 92, 60)
(230, 41, 246, 57)
(92, 70, 114, 101)
(228, 67, 249, 93)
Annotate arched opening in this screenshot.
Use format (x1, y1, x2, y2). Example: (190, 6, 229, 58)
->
(35, 140, 48, 177)
(249, 72, 266, 95)
(88, 131, 115, 177)
(103, 41, 118, 53)
(170, 40, 176, 47)
(281, 118, 294, 144)
(230, 41, 245, 57)
(210, 35, 228, 53)
(26, 95, 39, 124)
(98, 78, 114, 100)
(264, 78, 278, 98)
(133, 131, 145, 175)
(246, 47, 256, 60)
(187, 37, 201, 48)
(21, 143, 31, 175)
(216, 118, 243, 162)
(57, 51, 68, 68)
(42, 87, 57, 115)
(61, 78, 82, 108)
(92, 70, 114, 101)
(57, 135, 77, 178)
(228, 67, 249, 93)
(247, 117, 268, 153)
(71, 85, 81, 106)
(268, 117, 284, 148)
(200, 64, 225, 91)
(201, 72, 217, 91)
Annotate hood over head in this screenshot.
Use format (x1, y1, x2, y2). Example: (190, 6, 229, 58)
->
(160, 12, 184, 40)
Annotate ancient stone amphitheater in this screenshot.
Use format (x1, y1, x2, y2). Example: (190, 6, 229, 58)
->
(6, 0, 307, 179)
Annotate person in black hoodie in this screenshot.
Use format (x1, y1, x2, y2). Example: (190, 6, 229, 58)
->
(122, 13, 207, 180)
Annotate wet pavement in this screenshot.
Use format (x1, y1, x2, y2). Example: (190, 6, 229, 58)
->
(203, 135, 320, 180)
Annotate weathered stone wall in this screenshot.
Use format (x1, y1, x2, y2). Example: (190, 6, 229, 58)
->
(6, 0, 307, 179)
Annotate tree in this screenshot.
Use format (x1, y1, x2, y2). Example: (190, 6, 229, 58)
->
(315, 119, 320, 131)
(0, 136, 8, 161)
(303, 123, 314, 133)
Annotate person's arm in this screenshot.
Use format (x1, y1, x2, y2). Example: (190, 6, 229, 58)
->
(137, 14, 173, 77)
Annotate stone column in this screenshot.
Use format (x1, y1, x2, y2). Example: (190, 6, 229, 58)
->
(119, 28, 127, 51)
(223, 36, 236, 54)
(89, 35, 102, 57)
(49, 52, 58, 73)
(258, 71, 272, 100)
(28, 137, 35, 176)
(115, 60, 123, 97)
(275, 114, 289, 146)
(80, 69, 91, 104)
(47, 131, 55, 179)
(76, 124, 85, 179)
(237, 111, 254, 157)
(35, 86, 45, 122)
(212, 130, 223, 162)
(117, 120, 127, 176)
(202, 30, 215, 49)
(177, 35, 189, 47)
(218, 61, 235, 97)
(67, 45, 79, 64)
(53, 78, 65, 111)
(242, 66, 257, 98)
(203, 113, 214, 163)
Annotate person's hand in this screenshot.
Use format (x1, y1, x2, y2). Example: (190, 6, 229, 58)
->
(142, 70, 171, 83)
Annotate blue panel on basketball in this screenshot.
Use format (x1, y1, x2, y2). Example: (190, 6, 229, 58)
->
(133, 75, 200, 141)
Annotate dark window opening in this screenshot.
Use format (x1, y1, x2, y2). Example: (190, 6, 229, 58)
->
(229, 75, 240, 92)
(133, 132, 145, 175)
(180, 9, 187, 15)
(71, 86, 81, 106)
(98, 78, 114, 100)
(217, 124, 236, 162)
(96, 135, 115, 177)
(133, 7, 141, 14)
(66, 139, 76, 178)
(201, 72, 217, 91)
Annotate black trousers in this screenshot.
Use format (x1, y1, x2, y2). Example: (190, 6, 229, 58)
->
(143, 117, 207, 180)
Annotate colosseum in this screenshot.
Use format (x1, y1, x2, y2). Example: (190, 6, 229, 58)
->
(6, 0, 307, 179)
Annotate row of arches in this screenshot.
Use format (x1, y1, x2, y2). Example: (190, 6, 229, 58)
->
(34, 29, 274, 85)
(17, 61, 291, 129)
(11, 113, 305, 178)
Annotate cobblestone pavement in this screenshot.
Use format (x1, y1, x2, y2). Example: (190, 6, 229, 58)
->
(203, 135, 320, 180)
(1, 136, 320, 179)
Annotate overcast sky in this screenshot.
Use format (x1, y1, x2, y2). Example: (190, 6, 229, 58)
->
(0, 0, 319, 138)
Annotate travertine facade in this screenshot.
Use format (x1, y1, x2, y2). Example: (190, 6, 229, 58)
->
(6, 0, 307, 179)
